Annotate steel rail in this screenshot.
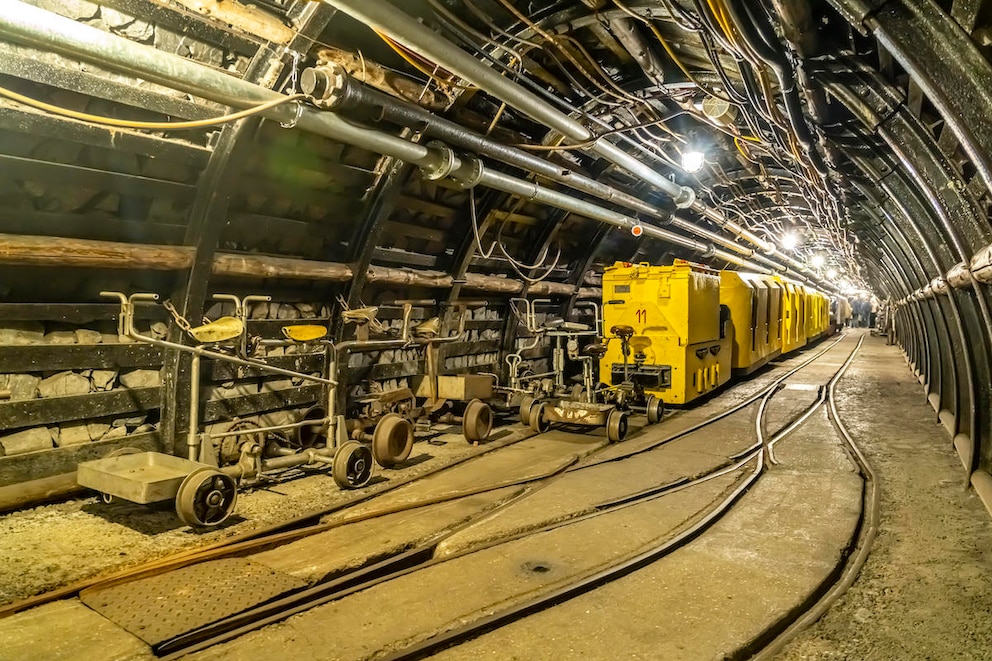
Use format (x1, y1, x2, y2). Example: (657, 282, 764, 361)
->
(749, 332, 879, 659)
(573, 331, 848, 469)
(375, 334, 866, 661)
(155, 333, 861, 658)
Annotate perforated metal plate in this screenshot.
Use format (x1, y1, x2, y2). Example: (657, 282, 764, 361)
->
(80, 558, 306, 646)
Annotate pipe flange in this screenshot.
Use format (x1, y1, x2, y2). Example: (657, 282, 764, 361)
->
(421, 140, 456, 181)
(700, 243, 716, 259)
(300, 64, 348, 108)
(279, 100, 304, 129)
(451, 155, 485, 189)
(673, 186, 696, 209)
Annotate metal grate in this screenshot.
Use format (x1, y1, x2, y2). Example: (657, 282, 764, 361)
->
(80, 558, 306, 646)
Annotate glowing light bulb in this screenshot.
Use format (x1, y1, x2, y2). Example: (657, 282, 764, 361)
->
(811, 255, 825, 269)
(682, 150, 705, 173)
(781, 233, 798, 250)
(826, 268, 838, 279)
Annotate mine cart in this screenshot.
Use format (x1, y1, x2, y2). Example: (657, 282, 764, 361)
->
(76, 292, 373, 529)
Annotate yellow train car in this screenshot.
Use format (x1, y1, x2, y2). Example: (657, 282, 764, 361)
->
(600, 260, 732, 405)
(719, 271, 783, 374)
(779, 279, 808, 354)
(805, 288, 831, 340)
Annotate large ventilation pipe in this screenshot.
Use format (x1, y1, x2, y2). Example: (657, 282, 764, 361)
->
(320, 0, 824, 283)
(303, 64, 766, 262)
(0, 0, 799, 279)
(0, 1, 826, 284)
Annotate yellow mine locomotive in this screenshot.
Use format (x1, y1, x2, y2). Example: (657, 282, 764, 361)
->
(601, 260, 832, 405)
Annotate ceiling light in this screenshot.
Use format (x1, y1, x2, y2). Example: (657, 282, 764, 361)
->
(781, 233, 799, 250)
(826, 268, 838, 279)
(682, 150, 705, 173)
(811, 255, 825, 269)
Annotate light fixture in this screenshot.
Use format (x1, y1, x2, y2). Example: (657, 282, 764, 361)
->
(681, 150, 705, 173)
(811, 255, 825, 269)
(826, 268, 838, 279)
(781, 232, 799, 250)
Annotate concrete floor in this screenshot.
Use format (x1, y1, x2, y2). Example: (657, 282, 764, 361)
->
(2, 332, 991, 660)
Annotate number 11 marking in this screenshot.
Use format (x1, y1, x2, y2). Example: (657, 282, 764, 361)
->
(636, 308, 647, 323)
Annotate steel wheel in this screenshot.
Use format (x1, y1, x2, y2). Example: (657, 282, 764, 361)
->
(607, 409, 629, 443)
(372, 413, 413, 468)
(463, 399, 493, 444)
(519, 395, 536, 425)
(175, 468, 238, 528)
(529, 402, 550, 433)
(333, 441, 373, 489)
(646, 395, 665, 425)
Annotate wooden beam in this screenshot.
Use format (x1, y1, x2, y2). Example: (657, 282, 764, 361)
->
(212, 252, 354, 280)
(150, 0, 295, 44)
(0, 432, 159, 489)
(0, 233, 194, 269)
(0, 232, 584, 297)
(0, 387, 161, 429)
(0, 344, 162, 373)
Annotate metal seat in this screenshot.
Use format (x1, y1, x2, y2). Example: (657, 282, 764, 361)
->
(582, 342, 609, 358)
(342, 306, 379, 325)
(414, 316, 440, 337)
(187, 316, 244, 344)
(281, 324, 328, 342)
(610, 324, 635, 340)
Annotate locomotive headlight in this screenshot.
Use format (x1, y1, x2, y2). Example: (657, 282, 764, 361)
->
(682, 150, 705, 173)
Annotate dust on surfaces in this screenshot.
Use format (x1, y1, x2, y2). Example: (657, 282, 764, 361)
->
(775, 338, 992, 661)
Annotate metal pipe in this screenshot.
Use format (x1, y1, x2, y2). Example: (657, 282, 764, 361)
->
(320, 0, 696, 206)
(0, 2, 765, 271)
(304, 64, 676, 224)
(321, 0, 828, 284)
(0, 0, 436, 167)
(1, 0, 815, 283)
(188, 353, 200, 461)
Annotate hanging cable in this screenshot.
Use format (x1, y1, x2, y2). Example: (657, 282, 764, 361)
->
(0, 85, 307, 130)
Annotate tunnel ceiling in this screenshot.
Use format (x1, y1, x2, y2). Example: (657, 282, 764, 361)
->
(1, 0, 991, 302)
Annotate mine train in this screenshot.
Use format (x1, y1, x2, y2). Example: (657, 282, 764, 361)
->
(597, 260, 835, 406)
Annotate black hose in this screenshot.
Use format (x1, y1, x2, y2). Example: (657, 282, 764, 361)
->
(724, 0, 830, 178)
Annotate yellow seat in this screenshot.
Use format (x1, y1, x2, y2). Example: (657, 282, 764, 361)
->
(282, 325, 328, 342)
(187, 316, 244, 344)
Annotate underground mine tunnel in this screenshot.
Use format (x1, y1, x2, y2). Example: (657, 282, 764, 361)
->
(0, 1, 991, 659)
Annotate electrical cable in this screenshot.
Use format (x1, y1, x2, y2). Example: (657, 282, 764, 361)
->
(0, 85, 307, 130)
(373, 29, 476, 90)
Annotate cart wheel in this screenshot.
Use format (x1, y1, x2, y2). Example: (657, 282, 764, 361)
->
(333, 441, 374, 489)
(294, 405, 327, 449)
(519, 395, 536, 426)
(372, 413, 413, 468)
(529, 402, 550, 433)
(463, 399, 493, 444)
(176, 468, 238, 528)
(646, 395, 665, 425)
(607, 409, 629, 443)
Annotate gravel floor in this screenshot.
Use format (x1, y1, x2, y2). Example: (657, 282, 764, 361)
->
(0, 423, 525, 605)
(775, 335, 992, 660)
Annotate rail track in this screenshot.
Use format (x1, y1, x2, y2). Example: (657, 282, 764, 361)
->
(0, 331, 876, 661)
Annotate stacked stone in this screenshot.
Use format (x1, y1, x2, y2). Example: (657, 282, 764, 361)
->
(0, 321, 162, 456)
